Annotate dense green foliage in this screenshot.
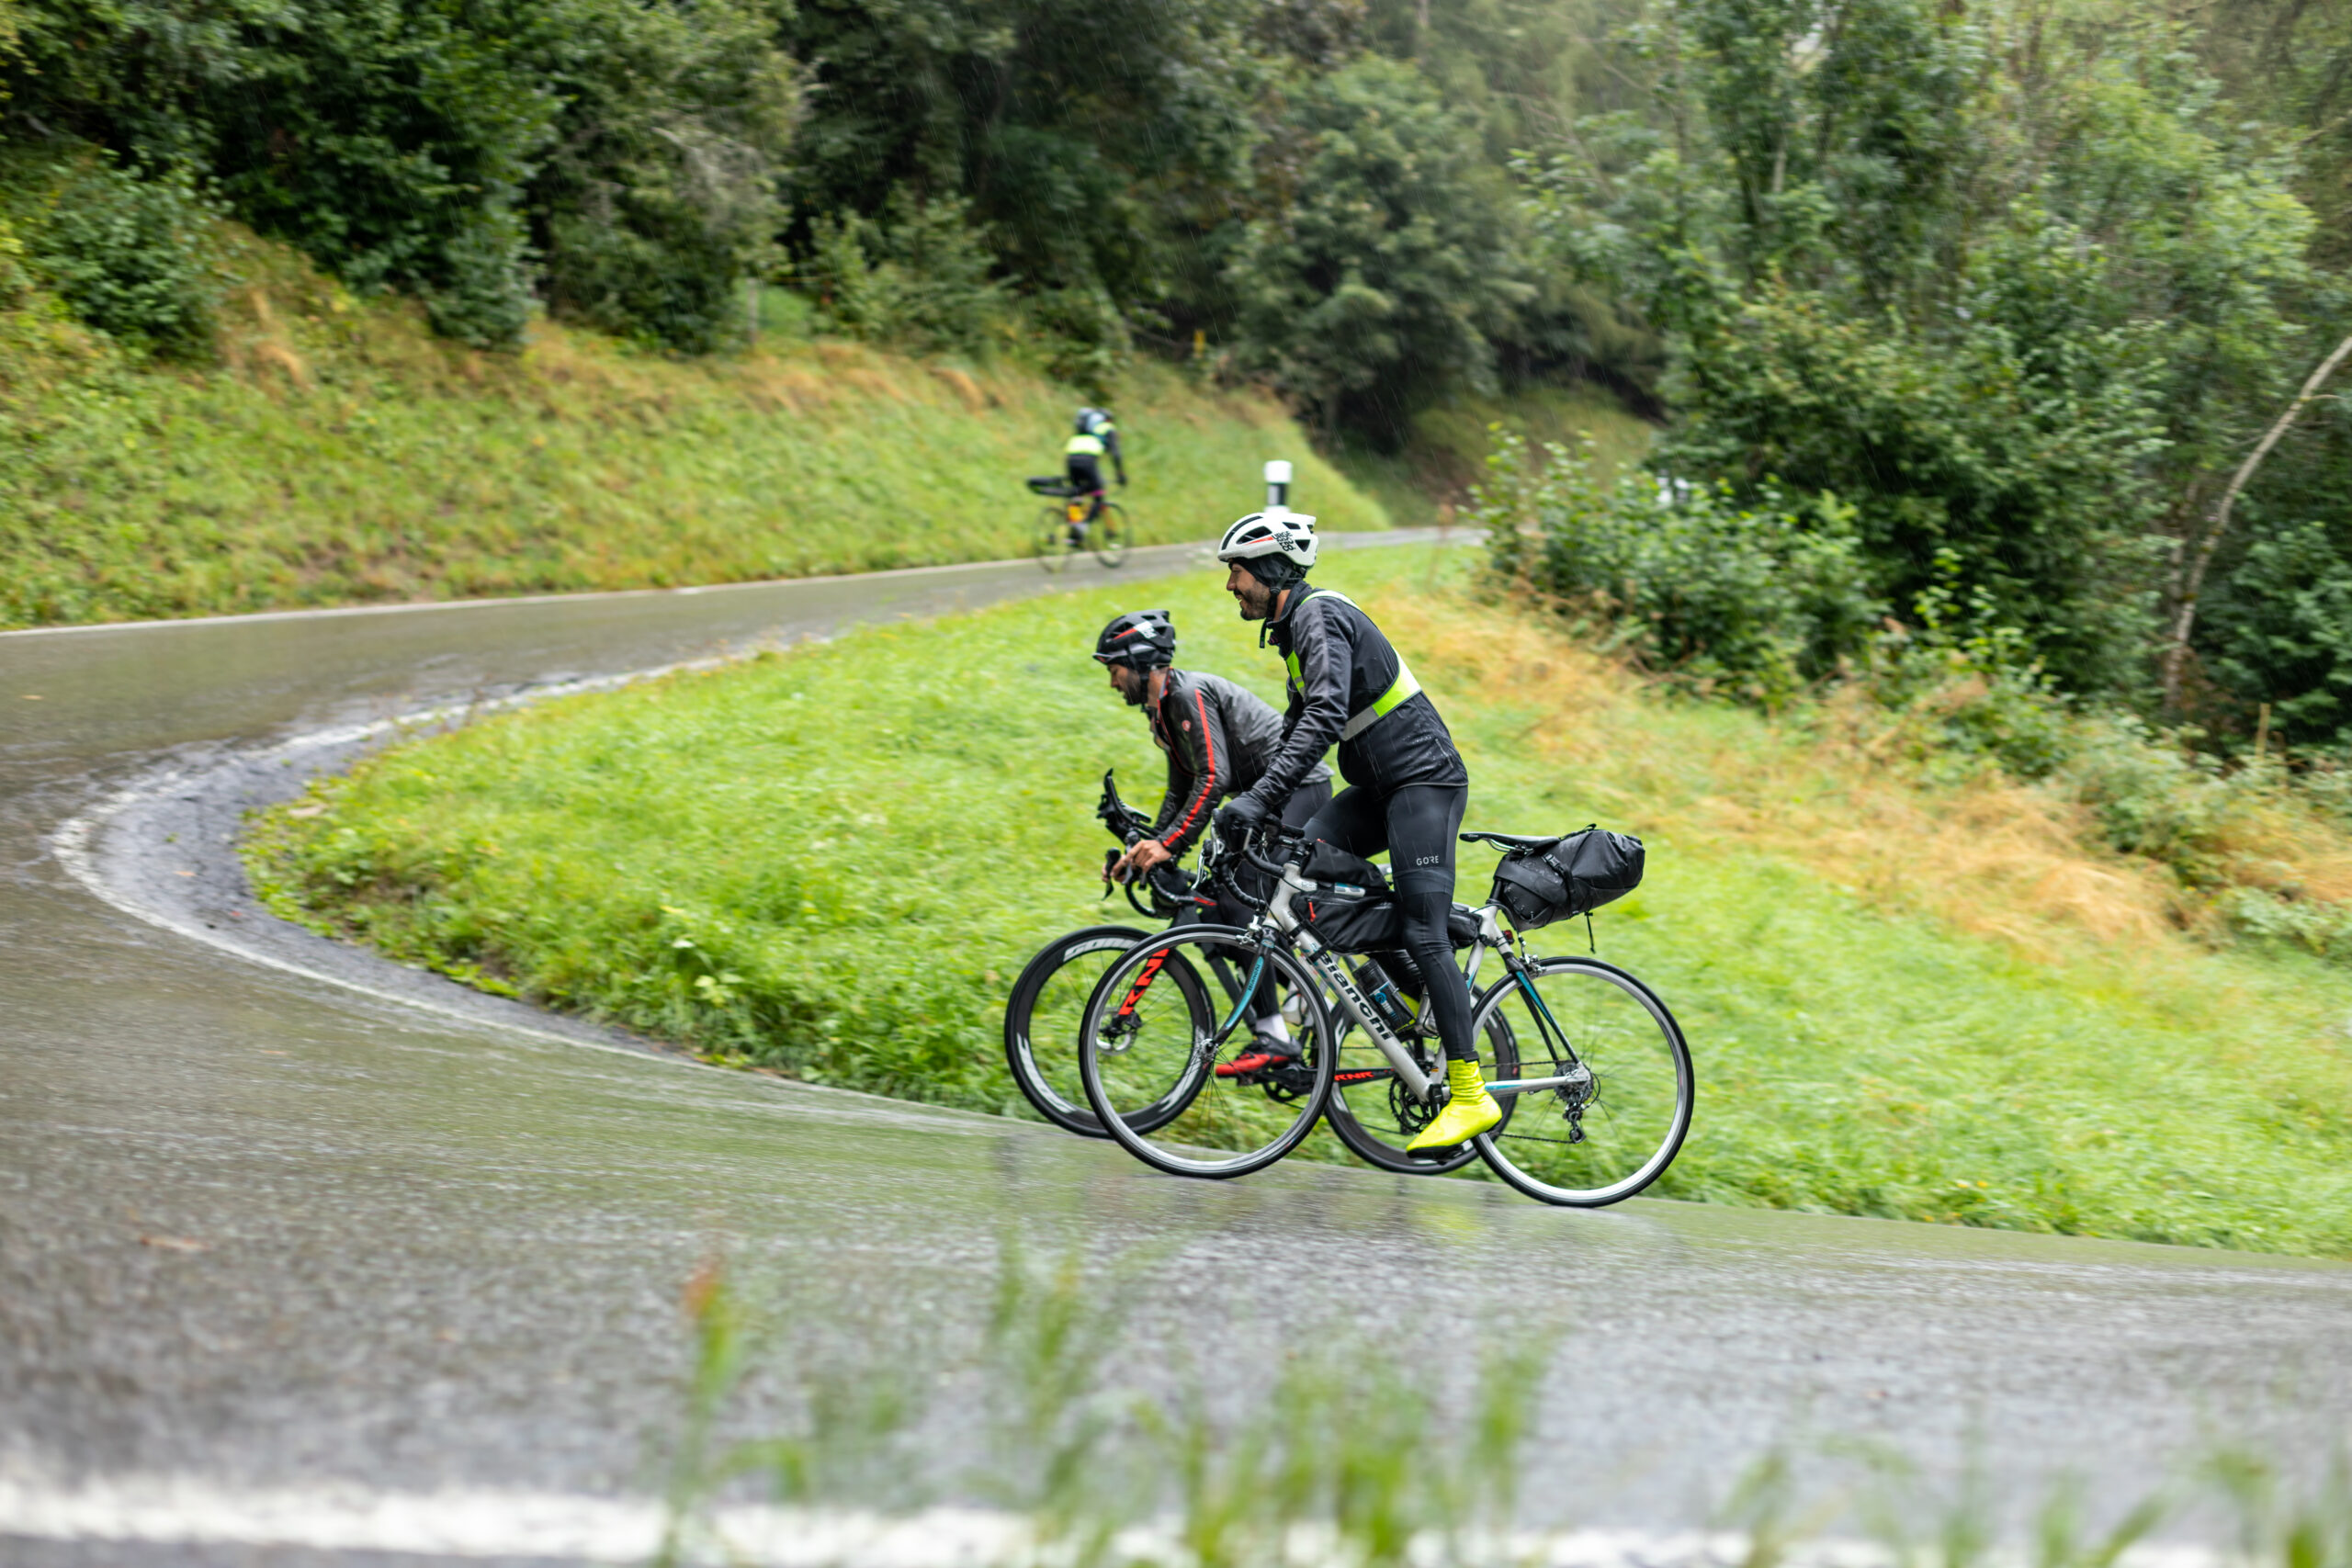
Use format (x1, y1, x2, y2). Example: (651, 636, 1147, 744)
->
(2, 0, 791, 349)
(1224, 57, 1532, 437)
(1483, 431, 1877, 703)
(246, 547, 2352, 1255)
(1499, 0, 2352, 731)
(0, 0, 1658, 432)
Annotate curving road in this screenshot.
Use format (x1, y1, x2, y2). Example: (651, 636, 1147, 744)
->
(3, 537, 2349, 1563)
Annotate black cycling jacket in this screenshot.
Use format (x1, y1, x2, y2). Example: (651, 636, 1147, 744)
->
(1242, 586, 1467, 810)
(1146, 670, 1329, 856)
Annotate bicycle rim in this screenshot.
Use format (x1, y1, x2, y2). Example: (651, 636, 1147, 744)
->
(1004, 925, 1182, 1136)
(1468, 955, 1692, 1205)
(1034, 507, 1069, 573)
(1093, 503, 1128, 567)
(1080, 927, 1334, 1179)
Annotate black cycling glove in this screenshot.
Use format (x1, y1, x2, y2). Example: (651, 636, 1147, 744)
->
(1215, 794, 1270, 840)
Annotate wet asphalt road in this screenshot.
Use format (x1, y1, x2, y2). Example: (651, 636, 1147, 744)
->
(2, 537, 2349, 1562)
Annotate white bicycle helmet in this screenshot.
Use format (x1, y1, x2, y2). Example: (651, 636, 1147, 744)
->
(1216, 509, 1318, 572)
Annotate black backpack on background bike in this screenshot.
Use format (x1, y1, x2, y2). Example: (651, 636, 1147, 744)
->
(1488, 826, 1645, 931)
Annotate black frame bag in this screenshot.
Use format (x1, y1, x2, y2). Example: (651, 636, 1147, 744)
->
(1489, 826, 1645, 931)
(1297, 841, 1398, 953)
(1294, 841, 1480, 953)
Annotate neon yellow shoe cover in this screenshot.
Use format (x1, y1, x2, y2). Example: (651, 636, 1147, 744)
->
(1407, 1058, 1501, 1156)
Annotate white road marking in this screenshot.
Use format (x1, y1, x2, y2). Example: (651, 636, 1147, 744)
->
(0, 1472, 2222, 1568)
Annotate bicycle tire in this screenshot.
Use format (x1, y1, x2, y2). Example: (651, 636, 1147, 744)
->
(1004, 924, 1208, 1137)
(1079, 925, 1336, 1179)
(1466, 954, 1693, 1206)
(1323, 986, 1519, 1175)
(1034, 506, 1072, 574)
(1092, 502, 1129, 567)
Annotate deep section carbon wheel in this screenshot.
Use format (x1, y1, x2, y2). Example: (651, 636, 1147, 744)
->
(1466, 954, 1692, 1205)
(1079, 926, 1335, 1179)
(1005, 924, 1206, 1137)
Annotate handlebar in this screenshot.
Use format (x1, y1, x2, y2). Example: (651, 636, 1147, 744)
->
(1233, 822, 1301, 880)
(1196, 821, 1300, 915)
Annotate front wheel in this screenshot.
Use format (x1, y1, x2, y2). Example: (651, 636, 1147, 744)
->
(1080, 927, 1335, 1179)
(1006, 924, 1208, 1137)
(1034, 505, 1072, 574)
(1091, 502, 1129, 567)
(1466, 955, 1693, 1206)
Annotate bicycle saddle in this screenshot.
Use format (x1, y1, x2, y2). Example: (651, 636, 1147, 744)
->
(1459, 831, 1563, 852)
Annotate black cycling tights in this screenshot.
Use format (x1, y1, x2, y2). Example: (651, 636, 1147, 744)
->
(1301, 784, 1475, 1063)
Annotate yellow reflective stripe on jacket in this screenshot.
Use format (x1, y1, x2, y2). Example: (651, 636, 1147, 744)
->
(1065, 433, 1105, 456)
(1283, 590, 1420, 742)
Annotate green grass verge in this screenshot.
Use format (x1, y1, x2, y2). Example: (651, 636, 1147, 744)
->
(245, 546, 2352, 1255)
(0, 229, 1382, 627)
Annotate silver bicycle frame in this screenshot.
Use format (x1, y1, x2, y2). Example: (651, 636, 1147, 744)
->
(1261, 867, 1592, 1105)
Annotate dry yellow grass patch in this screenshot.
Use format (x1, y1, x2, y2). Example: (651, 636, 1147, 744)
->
(1372, 589, 2185, 961)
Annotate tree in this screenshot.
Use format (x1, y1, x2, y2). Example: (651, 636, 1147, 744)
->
(1520, 0, 2331, 698)
(1223, 54, 1531, 442)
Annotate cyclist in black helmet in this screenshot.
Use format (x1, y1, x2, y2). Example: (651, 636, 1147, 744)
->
(1094, 608, 1330, 1072)
(1063, 408, 1126, 540)
(1208, 510, 1498, 1156)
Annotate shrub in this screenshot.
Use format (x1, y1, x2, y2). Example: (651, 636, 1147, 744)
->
(1477, 430, 1882, 705)
(2204, 520, 2352, 749)
(422, 206, 537, 351)
(16, 157, 220, 358)
(804, 193, 1008, 357)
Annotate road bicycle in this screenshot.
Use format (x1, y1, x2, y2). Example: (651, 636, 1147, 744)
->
(1003, 775, 1495, 1173)
(1074, 825, 1694, 1206)
(1025, 478, 1128, 572)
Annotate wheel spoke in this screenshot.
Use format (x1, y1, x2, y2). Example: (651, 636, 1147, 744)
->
(1080, 929, 1335, 1179)
(1469, 957, 1691, 1205)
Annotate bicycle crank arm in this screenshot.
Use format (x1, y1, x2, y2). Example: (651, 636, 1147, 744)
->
(1487, 1065, 1594, 1099)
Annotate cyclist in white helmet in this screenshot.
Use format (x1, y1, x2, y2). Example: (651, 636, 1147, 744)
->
(1208, 510, 1498, 1156)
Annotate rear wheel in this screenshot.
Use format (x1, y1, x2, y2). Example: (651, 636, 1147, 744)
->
(1323, 957, 1518, 1174)
(1080, 927, 1334, 1179)
(1034, 505, 1071, 573)
(1006, 924, 1209, 1137)
(1092, 502, 1129, 567)
(1467, 955, 1692, 1206)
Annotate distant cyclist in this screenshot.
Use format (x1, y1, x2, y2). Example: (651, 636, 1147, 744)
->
(1209, 511, 1498, 1157)
(1095, 609, 1330, 1072)
(1063, 407, 1126, 539)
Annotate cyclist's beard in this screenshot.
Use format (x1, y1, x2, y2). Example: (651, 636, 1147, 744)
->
(1119, 669, 1150, 706)
(1230, 576, 1277, 620)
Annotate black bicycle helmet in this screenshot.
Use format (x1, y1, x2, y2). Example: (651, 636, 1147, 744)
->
(1094, 609, 1176, 671)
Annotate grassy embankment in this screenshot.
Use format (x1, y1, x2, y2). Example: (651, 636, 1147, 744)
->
(245, 544, 2352, 1257)
(0, 230, 1381, 627)
(1326, 384, 1657, 528)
